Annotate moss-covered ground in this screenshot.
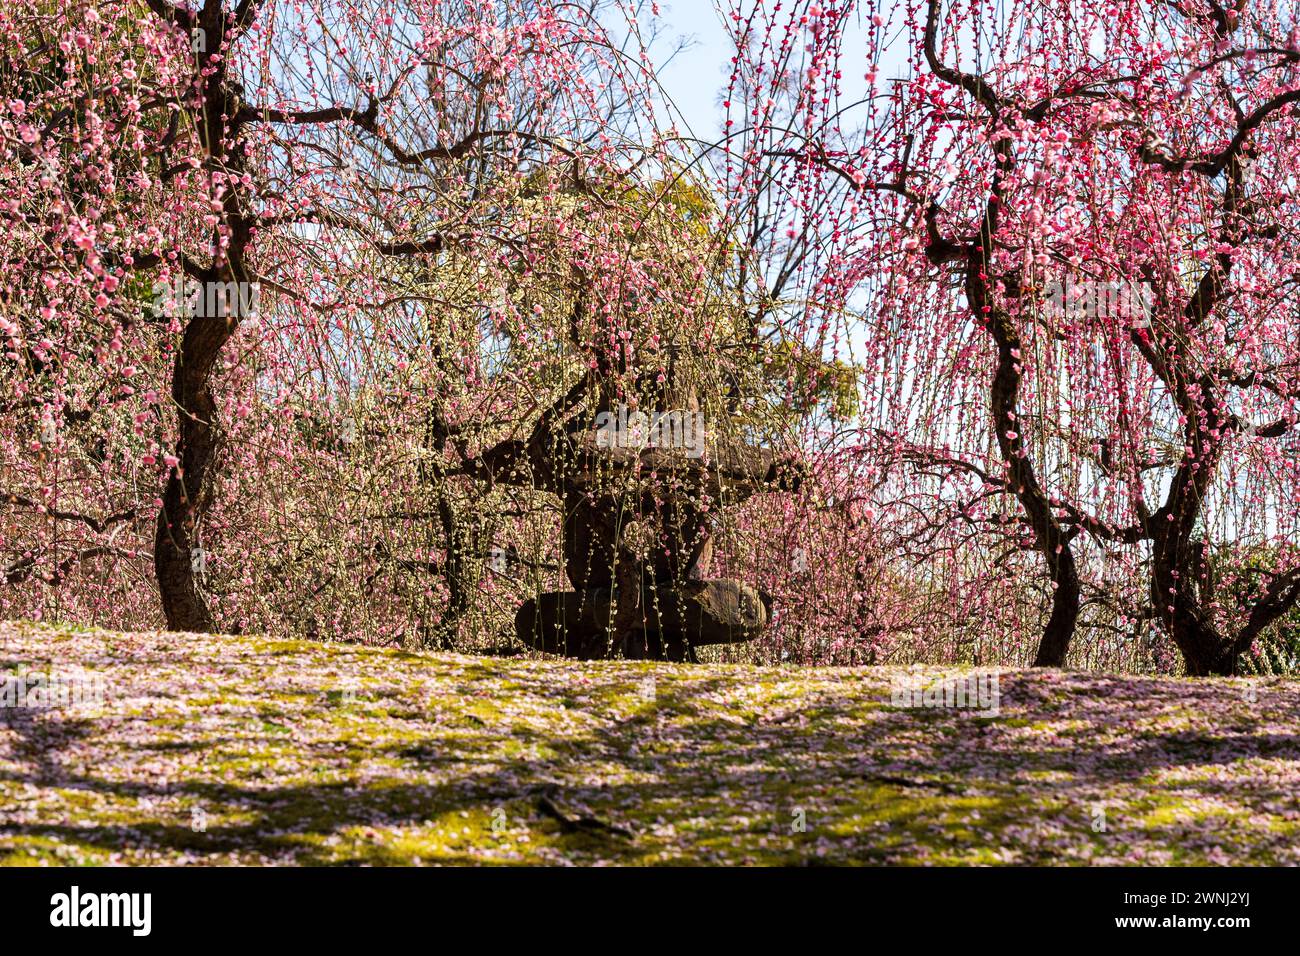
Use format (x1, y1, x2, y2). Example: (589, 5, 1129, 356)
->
(2, 621, 1297, 865)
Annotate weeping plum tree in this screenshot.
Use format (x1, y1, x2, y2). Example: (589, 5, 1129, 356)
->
(125, 0, 842, 655)
(1, 2, 208, 626)
(901, 0, 1300, 675)
(744, 0, 1300, 674)
(1, 0, 670, 635)
(711, 0, 1068, 666)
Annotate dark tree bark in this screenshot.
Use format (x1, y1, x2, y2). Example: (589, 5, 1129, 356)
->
(150, 0, 259, 631)
(970, 276, 1082, 668)
(916, 3, 1083, 668)
(154, 309, 236, 631)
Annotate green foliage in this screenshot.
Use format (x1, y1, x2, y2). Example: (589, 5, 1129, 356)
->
(759, 338, 860, 424)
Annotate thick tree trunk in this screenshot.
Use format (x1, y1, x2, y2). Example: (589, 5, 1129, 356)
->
(151, 1, 255, 633)
(970, 268, 1081, 668)
(1151, 536, 1300, 676)
(1169, 623, 1238, 677)
(154, 311, 235, 632)
(1151, 535, 1242, 676)
(1146, 373, 1242, 675)
(1034, 551, 1081, 667)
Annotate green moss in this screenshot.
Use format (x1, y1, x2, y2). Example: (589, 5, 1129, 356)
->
(2, 623, 1298, 865)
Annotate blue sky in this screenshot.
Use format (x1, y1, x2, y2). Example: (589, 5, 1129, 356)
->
(653, 1, 732, 142)
(651, 2, 911, 145)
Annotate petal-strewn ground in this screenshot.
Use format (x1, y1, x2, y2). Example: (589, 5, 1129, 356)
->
(1, 621, 1297, 865)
